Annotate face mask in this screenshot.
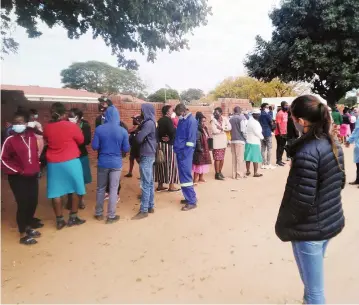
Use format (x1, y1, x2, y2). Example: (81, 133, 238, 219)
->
(293, 120, 304, 134)
(171, 112, 176, 119)
(12, 124, 27, 133)
(27, 121, 36, 128)
(33, 114, 39, 119)
(264, 109, 270, 113)
(69, 117, 78, 124)
(282, 106, 288, 111)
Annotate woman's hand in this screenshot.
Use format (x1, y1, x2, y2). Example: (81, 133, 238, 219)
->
(162, 136, 170, 142)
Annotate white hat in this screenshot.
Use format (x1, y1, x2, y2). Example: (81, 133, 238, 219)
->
(252, 109, 261, 115)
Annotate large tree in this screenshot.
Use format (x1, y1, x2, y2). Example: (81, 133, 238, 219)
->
(61, 61, 146, 95)
(213, 77, 295, 106)
(244, 0, 359, 107)
(1, 0, 210, 69)
(180, 88, 204, 102)
(148, 88, 180, 103)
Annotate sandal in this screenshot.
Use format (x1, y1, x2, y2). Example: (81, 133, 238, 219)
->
(253, 173, 263, 178)
(181, 204, 197, 211)
(26, 229, 41, 238)
(20, 236, 38, 245)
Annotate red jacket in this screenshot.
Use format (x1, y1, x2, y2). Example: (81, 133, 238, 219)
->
(43, 120, 84, 163)
(1, 130, 40, 176)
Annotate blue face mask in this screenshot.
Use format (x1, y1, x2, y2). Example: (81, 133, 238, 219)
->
(12, 124, 27, 133)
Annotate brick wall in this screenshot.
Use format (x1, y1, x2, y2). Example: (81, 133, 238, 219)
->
(1, 90, 252, 160)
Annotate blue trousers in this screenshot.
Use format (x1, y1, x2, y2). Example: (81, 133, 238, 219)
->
(139, 156, 155, 213)
(292, 240, 329, 304)
(177, 149, 197, 205)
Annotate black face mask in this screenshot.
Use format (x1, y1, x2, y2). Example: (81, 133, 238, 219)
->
(214, 113, 220, 119)
(282, 106, 288, 112)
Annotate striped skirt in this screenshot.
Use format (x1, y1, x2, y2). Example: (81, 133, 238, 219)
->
(154, 142, 179, 184)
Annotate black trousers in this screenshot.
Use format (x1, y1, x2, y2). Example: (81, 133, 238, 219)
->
(275, 135, 287, 163)
(356, 163, 359, 183)
(8, 175, 39, 233)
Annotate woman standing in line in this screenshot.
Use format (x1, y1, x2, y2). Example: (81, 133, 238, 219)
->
(1, 111, 42, 245)
(275, 95, 345, 304)
(67, 108, 92, 210)
(211, 107, 231, 180)
(346, 115, 359, 187)
(193, 112, 212, 183)
(244, 110, 264, 177)
(155, 105, 180, 192)
(43, 102, 86, 230)
(339, 107, 351, 143)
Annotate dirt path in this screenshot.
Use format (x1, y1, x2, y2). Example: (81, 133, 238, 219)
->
(2, 147, 358, 304)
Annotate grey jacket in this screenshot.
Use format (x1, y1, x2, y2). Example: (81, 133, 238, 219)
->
(229, 114, 247, 143)
(136, 104, 157, 157)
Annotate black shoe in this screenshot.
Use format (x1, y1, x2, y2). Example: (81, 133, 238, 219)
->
(30, 218, 44, 229)
(215, 173, 224, 180)
(20, 235, 37, 245)
(180, 199, 188, 204)
(148, 208, 155, 213)
(276, 161, 285, 166)
(25, 229, 41, 238)
(94, 215, 104, 221)
(131, 212, 149, 220)
(67, 216, 86, 227)
(106, 215, 120, 224)
(56, 219, 67, 230)
(125, 173, 133, 178)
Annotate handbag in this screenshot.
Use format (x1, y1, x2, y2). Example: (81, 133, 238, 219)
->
(207, 137, 214, 150)
(155, 144, 165, 164)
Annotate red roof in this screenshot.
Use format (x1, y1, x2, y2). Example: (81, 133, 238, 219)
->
(1, 85, 101, 98)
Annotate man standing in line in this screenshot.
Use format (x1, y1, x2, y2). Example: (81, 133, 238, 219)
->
(229, 106, 247, 179)
(132, 104, 157, 219)
(259, 103, 275, 169)
(92, 106, 130, 224)
(174, 104, 198, 211)
(275, 101, 289, 166)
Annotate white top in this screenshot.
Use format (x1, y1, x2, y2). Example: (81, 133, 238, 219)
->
(211, 116, 232, 149)
(246, 117, 264, 145)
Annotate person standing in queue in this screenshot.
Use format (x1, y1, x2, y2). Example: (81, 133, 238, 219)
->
(43, 102, 86, 230)
(67, 108, 92, 210)
(346, 115, 359, 187)
(132, 104, 157, 219)
(174, 104, 198, 211)
(92, 105, 130, 224)
(275, 101, 289, 166)
(275, 95, 345, 304)
(124, 115, 142, 178)
(1, 111, 43, 245)
(259, 103, 275, 169)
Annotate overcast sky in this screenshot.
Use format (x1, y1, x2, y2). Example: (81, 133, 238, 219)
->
(1, 0, 280, 94)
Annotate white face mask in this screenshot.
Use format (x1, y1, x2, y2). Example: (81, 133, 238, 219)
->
(264, 108, 270, 113)
(12, 124, 27, 133)
(69, 117, 78, 124)
(171, 112, 176, 119)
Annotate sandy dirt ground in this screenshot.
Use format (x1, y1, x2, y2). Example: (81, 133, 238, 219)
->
(1, 144, 359, 304)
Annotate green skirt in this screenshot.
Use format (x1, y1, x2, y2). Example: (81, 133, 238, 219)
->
(244, 143, 263, 163)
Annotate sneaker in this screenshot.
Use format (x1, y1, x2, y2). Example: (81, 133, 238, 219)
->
(56, 219, 67, 230)
(67, 216, 86, 227)
(106, 215, 120, 224)
(276, 162, 285, 166)
(261, 165, 268, 170)
(219, 172, 225, 179)
(215, 173, 224, 180)
(104, 193, 109, 200)
(131, 211, 149, 220)
(94, 215, 104, 221)
(181, 204, 197, 211)
(267, 164, 276, 169)
(25, 229, 41, 238)
(148, 208, 155, 213)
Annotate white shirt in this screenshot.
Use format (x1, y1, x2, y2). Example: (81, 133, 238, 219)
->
(246, 117, 264, 145)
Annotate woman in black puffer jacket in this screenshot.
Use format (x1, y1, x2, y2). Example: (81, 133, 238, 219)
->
(275, 95, 345, 304)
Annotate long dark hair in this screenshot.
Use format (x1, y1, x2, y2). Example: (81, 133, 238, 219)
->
(290, 95, 342, 169)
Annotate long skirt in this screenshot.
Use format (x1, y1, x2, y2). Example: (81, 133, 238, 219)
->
(47, 158, 86, 199)
(244, 143, 263, 163)
(79, 155, 92, 185)
(154, 142, 179, 184)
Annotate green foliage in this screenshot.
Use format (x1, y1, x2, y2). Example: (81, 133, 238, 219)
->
(244, 0, 359, 107)
(213, 76, 295, 106)
(180, 88, 204, 102)
(1, 13, 19, 57)
(60, 61, 146, 95)
(338, 96, 358, 107)
(148, 88, 180, 103)
(1, 0, 211, 68)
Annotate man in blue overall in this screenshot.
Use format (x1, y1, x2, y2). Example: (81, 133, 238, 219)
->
(174, 104, 198, 211)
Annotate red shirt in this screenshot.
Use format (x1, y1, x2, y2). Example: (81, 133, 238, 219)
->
(275, 110, 288, 135)
(43, 121, 84, 163)
(1, 130, 40, 176)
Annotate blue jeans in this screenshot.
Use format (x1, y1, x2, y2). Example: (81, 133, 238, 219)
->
(139, 156, 155, 213)
(292, 240, 329, 304)
(96, 167, 121, 218)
